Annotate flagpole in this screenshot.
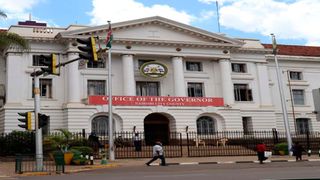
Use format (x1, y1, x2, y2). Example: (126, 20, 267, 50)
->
(271, 34, 292, 154)
(216, 1, 221, 33)
(107, 21, 115, 161)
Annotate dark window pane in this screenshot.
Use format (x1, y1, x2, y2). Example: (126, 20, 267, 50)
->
(88, 80, 106, 95)
(197, 116, 214, 135)
(188, 83, 203, 97)
(136, 81, 159, 96)
(186, 62, 202, 71)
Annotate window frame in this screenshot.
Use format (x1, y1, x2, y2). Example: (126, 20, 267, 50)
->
(187, 82, 204, 97)
(231, 63, 247, 73)
(87, 80, 106, 96)
(234, 83, 253, 102)
(242, 117, 253, 135)
(292, 89, 305, 105)
(289, 71, 303, 80)
(32, 78, 53, 99)
(136, 81, 160, 96)
(186, 61, 203, 72)
(87, 58, 105, 68)
(296, 118, 310, 135)
(196, 116, 215, 135)
(32, 55, 45, 66)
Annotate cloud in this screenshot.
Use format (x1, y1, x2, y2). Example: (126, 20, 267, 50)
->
(217, 0, 320, 45)
(0, 0, 40, 14)
(0, 0, 42, 23)
(199, 10, 216, 21)
(89, 0, 195, 25)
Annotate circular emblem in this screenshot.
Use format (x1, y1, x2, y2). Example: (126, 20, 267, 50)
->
(140, 62, 168, 78)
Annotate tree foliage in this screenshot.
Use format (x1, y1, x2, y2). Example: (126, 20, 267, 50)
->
(0, 10, 29, 52)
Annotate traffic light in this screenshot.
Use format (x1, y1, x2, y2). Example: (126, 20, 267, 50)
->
(18, 112, 32, 130)
(38, 113, 49, 129)
(77, 36, 98, 62)
(40, 54, 58, 75)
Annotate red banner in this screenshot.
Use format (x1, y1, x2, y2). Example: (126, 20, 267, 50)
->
(88, 96, 224, 107)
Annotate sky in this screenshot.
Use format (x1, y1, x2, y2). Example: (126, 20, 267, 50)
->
(0, 0, 319, 46)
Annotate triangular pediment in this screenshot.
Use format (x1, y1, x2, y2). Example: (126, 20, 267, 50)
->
(59, 16, 243, 47)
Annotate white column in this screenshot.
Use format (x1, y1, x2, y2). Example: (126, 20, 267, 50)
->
(6, 53, 24, 103)
(172, 56, 186, 96)
(257, 63, 272, 106)
(219, 59, 234, 105)
(122, 54, 136, 96)
(67, 52, 81, 103)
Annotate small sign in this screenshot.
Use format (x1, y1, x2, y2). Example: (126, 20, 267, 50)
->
(140, 62, 168, 78)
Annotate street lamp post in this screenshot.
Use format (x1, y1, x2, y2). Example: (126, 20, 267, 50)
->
(271, 34, 292, 154)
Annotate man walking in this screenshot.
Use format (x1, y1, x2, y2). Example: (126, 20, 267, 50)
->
(146, 141, 166, 166)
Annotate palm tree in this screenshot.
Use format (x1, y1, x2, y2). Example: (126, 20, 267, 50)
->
(0, 10, 7, 18)
(0, 10, 29, 51)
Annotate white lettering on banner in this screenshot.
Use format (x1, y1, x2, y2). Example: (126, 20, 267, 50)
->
(88, 95, 224, 106)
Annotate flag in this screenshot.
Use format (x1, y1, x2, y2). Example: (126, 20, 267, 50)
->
(271, 34, 277, 55)
(105, 22, 113, 49)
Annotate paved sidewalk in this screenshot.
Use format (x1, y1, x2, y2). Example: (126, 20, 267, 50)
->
(1, 155, 319, 177)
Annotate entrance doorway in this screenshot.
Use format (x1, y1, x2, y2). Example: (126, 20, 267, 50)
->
(144, 113, 169, 145)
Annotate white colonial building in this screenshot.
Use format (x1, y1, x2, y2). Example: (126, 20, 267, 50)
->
(0, 16, 319, 143)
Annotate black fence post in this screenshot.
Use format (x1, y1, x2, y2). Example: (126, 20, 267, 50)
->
(179, 133, 182, 157)
(186, 132, 190, 157)
(82, 129, 86, 138)
(272, 128, 279, 145)
(306, 130, 311, 156)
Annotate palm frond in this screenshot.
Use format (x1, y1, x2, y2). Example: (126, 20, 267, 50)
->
(0, 31, 29, 51)
(0, 11, 7, 18)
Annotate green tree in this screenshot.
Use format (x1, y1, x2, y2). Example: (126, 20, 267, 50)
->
(0, 10, 29, 51)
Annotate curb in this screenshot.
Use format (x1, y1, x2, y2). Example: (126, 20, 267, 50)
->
(18, 172, 51, 176)
(150, 159, 320, 166)
(65, 164, 119, 173)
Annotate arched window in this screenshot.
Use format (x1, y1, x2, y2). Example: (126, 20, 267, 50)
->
(197, 116, 215, 135)
(92, 116, 108, 135)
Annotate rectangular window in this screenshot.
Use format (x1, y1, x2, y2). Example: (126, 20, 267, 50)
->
(186, 61, 202, 71)
(32, 55, 45, 66)
(292, 89, 305, 105)
(87, 58, 105, 68)
(234, 84, 253, 101)
(232, 63, 247, 73)
(242, 117, 253, 135)
(32, 79, 52, 98)
(87, 80, 106, 95)
(296, 118, 310, 134)
(289, 71, 302, 80)
(187, 82, 203, 97)
(136, 81, 159, 96)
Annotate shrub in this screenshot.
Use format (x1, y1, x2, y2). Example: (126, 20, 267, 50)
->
(70, 146, 93, 156)
(274, 143, 288, 155)
(1, 131, 35, 155)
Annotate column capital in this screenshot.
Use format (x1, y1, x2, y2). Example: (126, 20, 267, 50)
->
(171, 56, 184, 59)
(218, 58, 231, 62)
(121, 54, 135, 57)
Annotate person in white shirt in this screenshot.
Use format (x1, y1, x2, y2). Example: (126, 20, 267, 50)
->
(146, 141, 166, 166)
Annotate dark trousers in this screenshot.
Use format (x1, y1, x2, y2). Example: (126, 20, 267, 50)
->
(134, 141, 142, 151)
(257, 152, 267, 164)
(295, 153, 302, 161)
(146, 155, 166, 166)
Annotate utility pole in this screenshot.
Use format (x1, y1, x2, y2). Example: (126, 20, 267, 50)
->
(33, 71, 43, 171)
(271, 34, 292, 154)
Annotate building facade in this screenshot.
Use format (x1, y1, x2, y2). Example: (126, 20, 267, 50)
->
(0, 17, 319, 143)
